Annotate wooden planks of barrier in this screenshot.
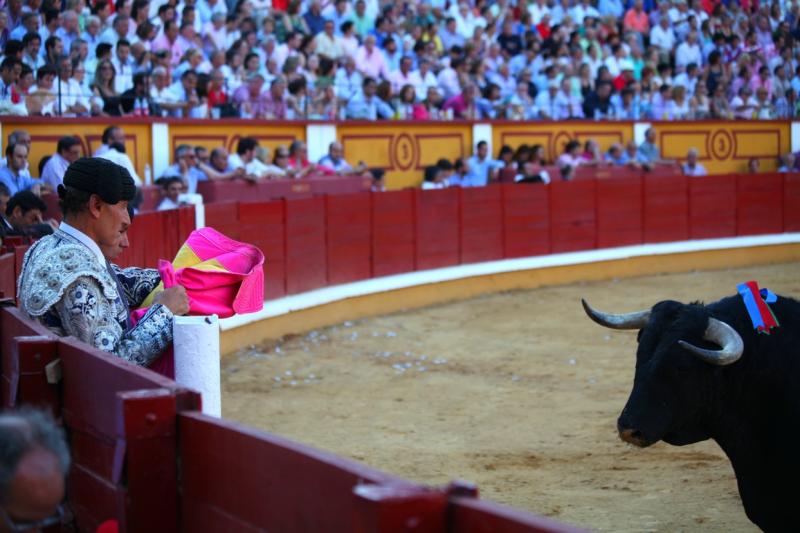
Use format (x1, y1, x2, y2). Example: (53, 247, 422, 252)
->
(285, 197, 327, 294)
(785, 174, 800, 232)
(415, 188, 460, 270)
(549, 180, 597, 253)
(595, 176, 643, 249)
(448, 496, 586, 533)
(460, 186, 504, 264)
(688, 175, 737, 239)
(736, 173, 785, 236)
(326, 193, 373, 285)
(372, 190, 416, 277)
(501, 183, 550, 258)
(178, 411, 443, 532)
(642, 174, 689, 243)
(239, 201, 287, 299)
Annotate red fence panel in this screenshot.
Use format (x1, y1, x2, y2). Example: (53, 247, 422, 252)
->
(326, 193, 372, 285)
(643, 174, 689, 243)
(502, 184, 550, 258)
(785, 174, 800, 231)
(596, 176, 643, 248)
(737, 173, 785, 236)
(460, 186, 504, 263)
(204, 202, 240, 240)
(689, 175, 737, 239)
(285, 197, 327, 294)
(372, 190, 416, 277)
(178, 412, 432, 533)
(448, 496, 584, 533)
(549, 180, 597, 253)
(0, 252, 15, 299)
(415, 189, 460, 270)
(239, 201, 286, 299)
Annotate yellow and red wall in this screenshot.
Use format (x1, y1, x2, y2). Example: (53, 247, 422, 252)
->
(0, 117, 792, 189)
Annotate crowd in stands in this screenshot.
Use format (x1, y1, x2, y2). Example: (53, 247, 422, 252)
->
(0, 0, 799, 119)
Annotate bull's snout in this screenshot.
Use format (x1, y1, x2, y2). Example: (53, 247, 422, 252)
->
(617, 418, 651, 447)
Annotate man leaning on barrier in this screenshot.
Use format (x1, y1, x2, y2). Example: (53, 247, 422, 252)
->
(18, 157, 189, 366)
(0, 408, 70, 533)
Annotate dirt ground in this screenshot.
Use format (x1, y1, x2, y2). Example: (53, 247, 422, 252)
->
(222, 261, 800, 532)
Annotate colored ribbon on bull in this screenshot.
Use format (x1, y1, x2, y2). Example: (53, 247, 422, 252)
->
(737, 281, 780, 334)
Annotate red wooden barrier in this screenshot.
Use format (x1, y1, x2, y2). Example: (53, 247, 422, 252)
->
(326, 193, 372, 285)
(643, 174, 689, 243)
(502, 184, 550, 258)
(549, 180, 597, 253)
(372, 190, 416, 277)
(460, 186, 504, 263)
(415, 188, 460, 270)
(178, 412, 442, 532)
(0, 253, 15, 299)
(197, 176, 370, 204)
(783, 174, 800, 232)
(285, 197, 327, 294)
(57, 336, 199, 532)
(596, 176, 643, 248)
(116, 207, 195, 268)
(239, 201, 286, 299)
(689, 175, 737, 239)
(737, 173, 785, 236)
(0, 307, 55, 409)
(204, 202, 240, 240)
(448, 496, 585, 533)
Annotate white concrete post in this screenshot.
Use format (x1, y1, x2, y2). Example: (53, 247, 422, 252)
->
(307, 123, 338, 163)
(472, 123, 493, 156)
(151, 121, 170, 178)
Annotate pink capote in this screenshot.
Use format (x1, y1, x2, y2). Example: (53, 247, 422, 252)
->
(131, 227, 265, 377)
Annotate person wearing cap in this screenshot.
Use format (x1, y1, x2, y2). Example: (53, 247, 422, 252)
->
(18, 157, 189, 367)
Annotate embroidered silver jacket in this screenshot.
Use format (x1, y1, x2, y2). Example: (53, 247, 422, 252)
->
(18, 229, 173, 366)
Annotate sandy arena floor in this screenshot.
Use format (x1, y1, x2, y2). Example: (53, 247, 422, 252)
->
(222, 261, 800, 532)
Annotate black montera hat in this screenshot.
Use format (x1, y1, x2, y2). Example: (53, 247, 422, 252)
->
(60, 157, 136, 204)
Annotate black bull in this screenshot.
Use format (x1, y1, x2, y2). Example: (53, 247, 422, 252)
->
(583, 294, 800, 532)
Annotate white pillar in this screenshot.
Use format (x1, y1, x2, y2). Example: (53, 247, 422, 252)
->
(151, 121, 170, 178)
(792, 122, 800, 153)
(472, 123, 493, 156)
(634, 122, 651, 145)
(307, 123, 338, 163)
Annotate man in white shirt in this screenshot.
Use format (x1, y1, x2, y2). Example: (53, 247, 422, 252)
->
(570, 0, 600, 25)
(649, 15, 676, 54)
(408, 59, 437, 101)
(94, 126, 142, 185)
(682, 148, 707, 176)
(675, 30, 703, 71)
(528, 0, 550, 25)
(40, 135, 82, 190)
(111, 39, 134, 93)
(315, 19, 343, 60)
(388, 55, 414, 94)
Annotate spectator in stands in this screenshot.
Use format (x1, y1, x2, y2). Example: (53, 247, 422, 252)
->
(0, 144, 40, 196)
(421, 164, 448, 190)
(747, 158, 760, 174)
(605, 144, 627, 166)
(120, 71, 154, 115)
(346, 76, 387, 119)
(156, 176, 185, 211)
(637, 128, 662, 165)
(557, 140, 583, 175)
(318, 141, 358, 174)
(286, 141, 315, 177)
(778, 153, 796, 173)
(19, 158, 189, 365)
(0, 408, 70, 532)
(4, 190, 55, 238)
(160, 144, 207, 195)
(464, 140, 502, 187)
(41, 135, 82, 189)
(197, 147, 246, 181)
(94, 128, 141, 185)
(227, 137, 280, 179)
(682, 148, 707, 177)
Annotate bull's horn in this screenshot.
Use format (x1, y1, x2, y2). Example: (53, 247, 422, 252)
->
(581, 299, 650, 330)
(678, 318, 744, 366)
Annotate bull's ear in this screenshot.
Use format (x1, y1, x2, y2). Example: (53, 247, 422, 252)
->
(581, 299, 650, 330)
